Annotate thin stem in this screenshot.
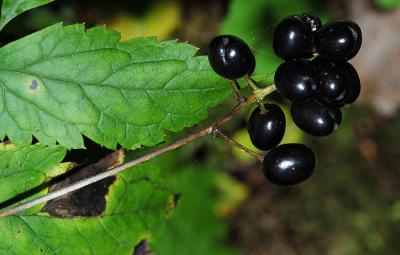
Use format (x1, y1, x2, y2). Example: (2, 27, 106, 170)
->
(0, 130, 212, 217)
(245, 75, 266, 113)
(245, 75, 259, 91)
(214, 130, 263, 161)
(0, 85, 276, 218)
(229, 79, 245, 103)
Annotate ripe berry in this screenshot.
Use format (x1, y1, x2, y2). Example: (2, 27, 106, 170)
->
(274, 60, 317, 101)
(312, 57, 348, 100)
(247, 104, 286, 151)
(315, 61, 361, 106)
(299, 13, 322, 34)
(291, 98, 342, 136)
(335, 61, 361, 105)
(273, 16, 314, 59)
(315, 20, 362, 60)
(208, 35, 256, 79)
(263, 143, 316, 185)
(320, 99, 343, 127)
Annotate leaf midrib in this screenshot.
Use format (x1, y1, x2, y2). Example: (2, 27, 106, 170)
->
(0, 68, 224, 92)
(0, 68, 227, 129)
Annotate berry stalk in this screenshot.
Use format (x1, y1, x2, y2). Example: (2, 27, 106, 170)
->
(245, 75, 266, 112)
(214, 129, 263, 162)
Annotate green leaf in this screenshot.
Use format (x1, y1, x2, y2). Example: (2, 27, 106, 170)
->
(0, 142, 67, 205)
(0, 0, 54, 30)
(0, 155, 174, 254)
(0, 23, 231, 149)
(151, 167, 238, 255)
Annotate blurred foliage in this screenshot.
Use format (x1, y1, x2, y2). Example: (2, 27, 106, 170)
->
(151, 165, 239, 255)
(23, 6, 75, 30)
(107, 1, 181, 41)
(376, 0, 400, 9)
(232, 107, 400, 255)
(215, 173, 248, 217)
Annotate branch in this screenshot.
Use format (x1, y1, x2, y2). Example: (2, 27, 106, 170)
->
(0, 85, 276, 217)
(214, 129, 264, 161)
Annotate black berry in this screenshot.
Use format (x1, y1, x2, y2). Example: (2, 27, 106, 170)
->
(315, 61, 361, 106)
(322, 100, 342, 126)
(274, 60, 317, 101)
(336, 61, 361, 105)
(247, 104, 286, 151)
(208, 35, 255, 79)
(263, 143, 316, 185)
(291, 98, 342, 136)
(315, 20, 362, 60)
(273, 16, 314, 60)
(299, 13, 322, 34)
(312, 57, 348, 100)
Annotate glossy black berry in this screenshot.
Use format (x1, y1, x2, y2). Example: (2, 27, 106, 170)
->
(315, 61, 361, 106)
(274, 60, 317, 101)
(312, 57, 348, 100)
(322, 100, 342, 127)
(208, 35, 255, 79)
(273, 16, 314, 60)
(299, 13, 322, 33)
(291, 98, 342, 136)
(336, 61, 361, 105)
(247, 104, 286, 151)
(315, 20, 362, 60)
(263, 143, 316, 185)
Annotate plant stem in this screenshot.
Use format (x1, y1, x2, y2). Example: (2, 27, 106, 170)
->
(245, 75, 266, 113)
(245, 75, 259, 91)
(214, 129, 263, 161)
(0, 85, 276, 218)
(229, 79, 246, 103)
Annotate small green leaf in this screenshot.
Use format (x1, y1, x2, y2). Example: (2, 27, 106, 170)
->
(0, 155, 174, 254)
(0, 142, 67, 204)
(0, 23, 231, 149)
(0, 0, 54, 30)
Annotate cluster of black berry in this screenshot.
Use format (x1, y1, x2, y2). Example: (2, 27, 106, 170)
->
(207, 34, 315, 186)
(206, 14, 362, 186)
(273, 13, 362, 136)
